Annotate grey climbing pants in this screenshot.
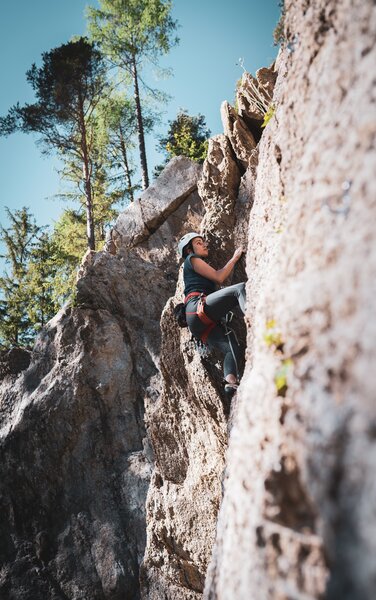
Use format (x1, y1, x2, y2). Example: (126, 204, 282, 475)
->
(185, 282, 246, 379)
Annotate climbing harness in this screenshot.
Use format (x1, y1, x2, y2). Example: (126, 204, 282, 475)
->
(184, 292, 217, 344)
(184, 294, 240, 380)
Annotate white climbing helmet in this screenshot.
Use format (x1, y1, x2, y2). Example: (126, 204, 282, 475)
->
(177, 232, 201, 258)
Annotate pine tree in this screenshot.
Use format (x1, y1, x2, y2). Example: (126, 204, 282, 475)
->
(0, 38, 108, 251)
(87, 0, 179, 190)
(25, 232, 60, 332)
(96, 94, 140, 203)
(0, 208, 40, 347)
(155, 110, 210, 176)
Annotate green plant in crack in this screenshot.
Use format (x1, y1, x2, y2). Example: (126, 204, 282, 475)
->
(274, 358, 293, 397)
(264, 319, 284, 351)
(261, 103, 276, 128)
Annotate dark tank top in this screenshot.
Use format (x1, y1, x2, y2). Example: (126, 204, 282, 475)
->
(183, 253, 216, 297)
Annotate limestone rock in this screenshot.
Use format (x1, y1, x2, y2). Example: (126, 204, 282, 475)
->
(1, 0, 375, 598)
(0, 303, 151, 599)
(220, 101, 257, 169)
(232, 153, 259, 284)
(140, 292, 228, 599)
(236, 66, 277, 141)
(0, 347, 31, 380)
(141, 134, 249, 597)
(0, 158, 204, 600)
(255, 66, 277, 101)
(197, 135, 241, 267)
(237, 72, 264, 121)
(205, 0, 376, 598)
(111, 156, 202, 252)
(133, 189, 204, 276)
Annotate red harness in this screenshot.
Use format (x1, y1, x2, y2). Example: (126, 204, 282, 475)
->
(184, 292, 217, 343)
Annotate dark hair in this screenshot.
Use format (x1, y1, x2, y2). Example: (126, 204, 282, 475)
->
(182, 240, 194, 258)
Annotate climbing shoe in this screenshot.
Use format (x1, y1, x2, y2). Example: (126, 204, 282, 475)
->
(224, 382, 238, 396)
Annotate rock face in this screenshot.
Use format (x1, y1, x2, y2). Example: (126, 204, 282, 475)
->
(139, 110, 257, 599)
(108, 157, 202, 253)
(220, 101, 257, 170)
(205, 0, 376, 599)
(140, 294, 228, 599)
(236, 66, 277, 141)
(1, 0, 375, 598)
(0, 158, 204, 600)
(197, 135, 241, 267)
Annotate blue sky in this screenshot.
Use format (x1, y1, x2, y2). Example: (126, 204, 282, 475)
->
(0, 0, 280, 236)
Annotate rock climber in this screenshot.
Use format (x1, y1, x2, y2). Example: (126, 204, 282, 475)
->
(178, 232, 246, 395)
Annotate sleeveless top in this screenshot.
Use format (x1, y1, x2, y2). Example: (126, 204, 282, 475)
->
(183, 253, 216, 297)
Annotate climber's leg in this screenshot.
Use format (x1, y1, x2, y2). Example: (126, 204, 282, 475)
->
(185, 297, 208, 340)
(204, 282, 246, 320)
(207, 325, 242, 381)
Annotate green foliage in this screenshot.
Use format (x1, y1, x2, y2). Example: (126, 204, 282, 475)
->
(87, 0, 179, 67)
(0, 38, 106, 148)
(0, 208, 58, 348)
(273, 1, 286, 46)
(155, 110, 210, 176)
(95, 93, 143, 202)
(264, 319, 284, 350)
(25, 233, 60, 332)
(0, 38, 108, 250)
(50, 195, 120, 303)
(274, 358, 293, 396)
(87, 0, 179, 188)
(261, 103, 275, 128)
(49, 210, 87, 303)
(0, 204, 115, 348)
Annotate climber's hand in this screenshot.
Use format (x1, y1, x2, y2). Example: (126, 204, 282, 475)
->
(232, 246, 243, 262)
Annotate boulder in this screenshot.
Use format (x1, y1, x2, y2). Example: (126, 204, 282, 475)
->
(220, 101, 257, 170)
(110, 157, 202, 252)
(204, 0, 376, 598)
(0, 158, 204, 600)
(197, 135, 241, 268)
(236, 66, 277, 141)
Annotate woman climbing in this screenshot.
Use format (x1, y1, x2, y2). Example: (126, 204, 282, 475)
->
(178, 232, 246, 396)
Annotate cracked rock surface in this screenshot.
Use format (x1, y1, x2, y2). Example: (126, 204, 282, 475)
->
(0, 159, 204, 600)
(1, 0, 375, 598)
(205, 1, 376, 599)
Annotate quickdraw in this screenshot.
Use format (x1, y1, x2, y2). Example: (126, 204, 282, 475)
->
(184, 292, 217, 344)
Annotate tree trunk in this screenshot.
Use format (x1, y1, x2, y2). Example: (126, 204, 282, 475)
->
(83, 168, 96, 251)
(79, 97, 96, 250)
(131, 56, 149, 190)
(119, 124, 134, 202)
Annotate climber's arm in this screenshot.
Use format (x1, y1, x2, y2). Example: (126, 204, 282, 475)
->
(191, 247, 243, 285)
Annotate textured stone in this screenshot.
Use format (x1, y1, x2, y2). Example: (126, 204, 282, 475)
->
(236, 66, 277, 142)
(0, 347, 31, 379)
(0, 159, 204, 600)
(1, 0, 375, 597)
(133, 189, 204, 276)
(140, 285, 228, 599)
(255, 66, 277, 101)
(141, 137, 249, 597)
(220, 101, 257, 169)
(205, 0, 376, 598)
(111, 156, 202, 252)
(197, 135, 241, 268)
(237, 72, 264, 121)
